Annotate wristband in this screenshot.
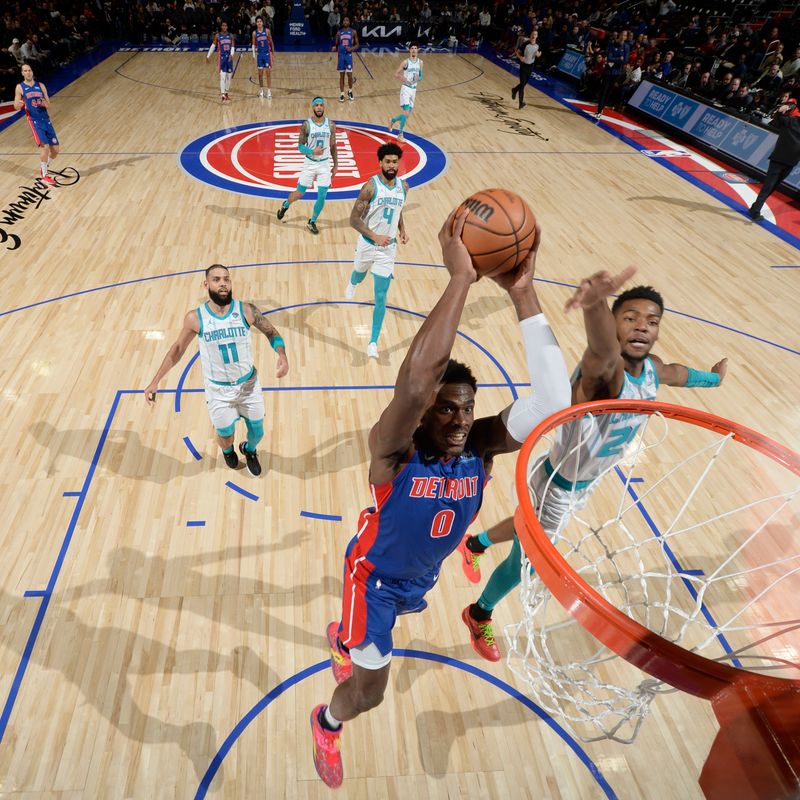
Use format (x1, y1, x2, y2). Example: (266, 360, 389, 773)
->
(271, 336, 285, 352)
(685, 368, 720, 388)
(298, 143, 314, 155)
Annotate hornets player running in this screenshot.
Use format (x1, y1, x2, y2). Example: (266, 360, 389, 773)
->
(309, 210, 577, 789)
(143, 265, 289, 477)
(251, 16, 274, 98)
(14, 63, 59, 184)
(276, 97, 338, 235)
(207, 21, 234, 103)
(334, 17, 358, 102)
(345, 143, 409, 359)
(389, 43, 422, 143)
(459, 274, 728, 662)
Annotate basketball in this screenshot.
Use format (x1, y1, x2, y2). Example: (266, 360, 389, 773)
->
(453, 189, 537, 278)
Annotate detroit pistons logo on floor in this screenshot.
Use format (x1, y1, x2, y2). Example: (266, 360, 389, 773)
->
(179, 120, 447, 200)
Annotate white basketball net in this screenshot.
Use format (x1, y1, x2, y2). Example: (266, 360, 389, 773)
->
(505, 408, 800, 743)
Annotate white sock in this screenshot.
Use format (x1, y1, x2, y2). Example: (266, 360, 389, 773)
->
(324, 706, 342, 730)
(219, 72, 226, 94)
(40, 161, 47, 177)
(225, 73, 232, 92)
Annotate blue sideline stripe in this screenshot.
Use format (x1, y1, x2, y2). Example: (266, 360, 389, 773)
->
(186, 520, 206, 527)
(194, 652, 616, 799)
(299, 510, 342, 521)
(182, 435, 203, 460)
(23, 591, 47, 598)
(62, 491, 81, 496)
(231, 53, 242, 77)
(770, 265, 800, 269)
(175, 352, 200, 413)
(225, 481, 259, 502)
(0, 390, 123, 742)
(614, 466, 741, 667)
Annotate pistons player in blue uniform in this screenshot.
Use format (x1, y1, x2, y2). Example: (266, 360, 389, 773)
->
(251, 16, 274, 98)
(207, 21, 235, 103)
(14, 63, 60, 185)
(333, 16, 358, 103)
(310, 208, 576, 788)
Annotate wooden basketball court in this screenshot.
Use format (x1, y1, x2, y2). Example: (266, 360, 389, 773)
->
(0, 49, 797, 798)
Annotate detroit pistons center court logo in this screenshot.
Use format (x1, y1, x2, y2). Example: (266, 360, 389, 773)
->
(179, 120, 447, 200)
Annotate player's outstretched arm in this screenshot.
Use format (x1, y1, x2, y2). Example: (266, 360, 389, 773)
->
(246, 303, 289, 378)
(565, 266, 637, 402)
(649, 354, 727, 388)
(469, 230, 572, 464)
(144, 311, 199, 405)
(368, 209, 477, 483)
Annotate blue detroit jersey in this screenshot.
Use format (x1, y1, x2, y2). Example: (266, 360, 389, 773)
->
(348, 448, 487, 579)
(255, 29, 270, 55)
(218, 32, 232, 55)
(20, 81, 51, 123)
(338, 28, 354, 54)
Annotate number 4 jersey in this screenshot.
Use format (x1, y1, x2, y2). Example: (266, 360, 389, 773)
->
(197, 300, 256, 386)
(547, 356, 659, 488)
(349, 448, 487, 579)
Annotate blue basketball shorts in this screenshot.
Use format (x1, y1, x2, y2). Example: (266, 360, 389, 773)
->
(28, 117, 58, 147)
(219, 55, 233, 73)
(257, 52, 271, 69)
(337, 53, 353, 73)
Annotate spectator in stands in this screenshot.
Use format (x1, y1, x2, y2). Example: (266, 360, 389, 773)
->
(596, 31, 625, 116)
(656, 49, 673, 79)
(9, 38, 23, 64)
(749, 99, 800, 220)
(754, 63, 783, 97)
(620, 55, 643, 106)
(669, 61, 693, 89)
(693, 71, 716, 99)
(714, 71, 734, 101)
(657, 0, 676, 17)
(726, 82, 753, 114)
(719, 76, 742, 107)
(783, 47, 800, 80)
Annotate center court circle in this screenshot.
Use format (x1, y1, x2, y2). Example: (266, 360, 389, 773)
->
(179, 120, 448, 200)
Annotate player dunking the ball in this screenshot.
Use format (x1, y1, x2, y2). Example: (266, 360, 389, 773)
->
(344, 142, 409, 360)
(207, 21, 234, 103)
(458, 273, 728, 662)
(251, 16, 274, 98)
(144, 265, 289, 477)
(334, 16, 358, 103)
(310, 208, 579, 788)
(276, 97, 338, 235)
(14, 63, 59, 184)
(389, 42, 422, 142)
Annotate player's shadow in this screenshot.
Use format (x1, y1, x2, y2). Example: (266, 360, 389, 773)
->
(459, 293, 519, 331)
(627, 195, 743, 218)
(0, 159, 42, 179)
(265, 428, 370, 477)
(29, 421, 206, 484)
(79, 155, 152, 177)
(0, 585, 269, 782)
(206, 204, 273, 225)
(68, 542, 342, 628)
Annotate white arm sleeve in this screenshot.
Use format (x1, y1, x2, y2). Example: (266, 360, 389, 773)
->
(501, 313, 572, 444)
(231, 44, 235, 55)
(207, 42, 215, 57)
(252, 44, 256, 57)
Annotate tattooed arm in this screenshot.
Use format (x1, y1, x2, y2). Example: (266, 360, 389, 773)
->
(348, 179, 387, 243)
(245, 302, 289, 378)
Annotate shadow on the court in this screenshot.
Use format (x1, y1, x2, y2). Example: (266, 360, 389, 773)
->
(0, 158, 41, 179)
(79, 154, 152, 177)
(265, 428, 370, 477)
(29, 421, 206, 484)
(627, 195, 743, 217)
(206, 204, 272, 225)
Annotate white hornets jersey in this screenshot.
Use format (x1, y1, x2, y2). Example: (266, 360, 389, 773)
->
(363, 175, 406, 241)
(402, 57, 422, 87)
(306, 116, 331, 161)
(197, 300, 255, 385)
(546, 357, 659, 488)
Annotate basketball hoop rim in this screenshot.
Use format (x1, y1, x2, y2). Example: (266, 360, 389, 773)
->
(514, 399, 800, 702)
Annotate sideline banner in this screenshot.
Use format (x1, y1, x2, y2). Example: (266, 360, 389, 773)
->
(284, 0, 312, 41)
(629, 80, 800, 191)
(558, 48, 586, 79)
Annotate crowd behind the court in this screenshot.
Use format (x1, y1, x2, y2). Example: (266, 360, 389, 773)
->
(4, 0, 800, 121)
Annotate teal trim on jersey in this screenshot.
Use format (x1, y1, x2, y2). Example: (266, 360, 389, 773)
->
(197, 307, 203, 337)
(360, 233, 396, 246)
(376, 174, 397, 190)
(624, 356, 654, 386)
(544, 457, 593, 491)
(367, 175, 378, 205)
(216, 420, 237, 438)
(209, 365, 255, 386)
(306, 155, 329, 163)
(204, 301, 235, 321)
(241, 300, 250, 328)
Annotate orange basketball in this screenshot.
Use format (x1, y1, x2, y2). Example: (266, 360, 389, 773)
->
(453, 188, 537, 278)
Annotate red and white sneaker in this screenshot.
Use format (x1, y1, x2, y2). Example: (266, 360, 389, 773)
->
(457, 534, 482, 584)
(41, 175, 56, 186)
(310, 704, 343, 788)
(327, 621, 353, 684)
(461, 605, 501, 662)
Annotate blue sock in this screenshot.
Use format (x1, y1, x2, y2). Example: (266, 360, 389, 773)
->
(350, 269, 367, 286)
(477, 531, 493, 549)
(370, 274, 391, 344)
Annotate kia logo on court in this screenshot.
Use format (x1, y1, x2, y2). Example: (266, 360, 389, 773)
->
(179, 120, 447, 200)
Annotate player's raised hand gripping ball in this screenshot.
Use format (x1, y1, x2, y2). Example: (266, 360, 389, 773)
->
(452, 188, 537, 278)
